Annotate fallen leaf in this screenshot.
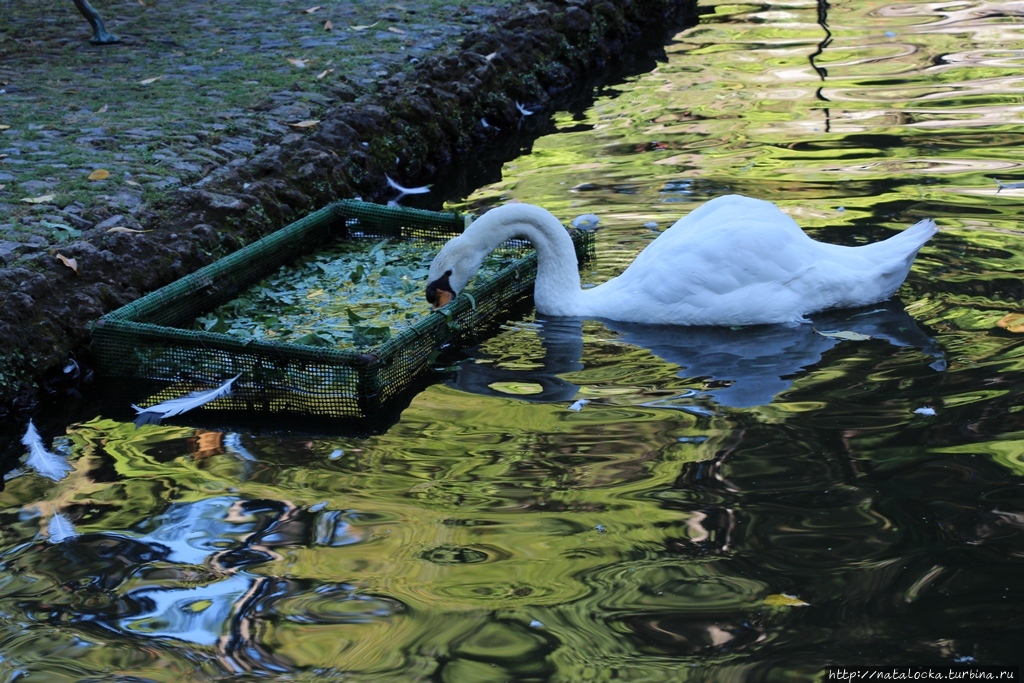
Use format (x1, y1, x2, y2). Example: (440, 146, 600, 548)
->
(87, 168, 110, 181)
(303, 5, 322, 13)
(20, 194, 56, 204)
(316, 68, 334, 80)
(814, 329, 872, 341)
(764, 593, 810, 607)
(55, 253, 78, 273)
(126, 179, 142, 187)
(349, 21, 379, 31)
(106, 226, 150, 234)
(97, 104, 108, 113)
(213, 47, 223, 54)
(287, 58, 308, 68)
(138, 75, 164, 85)
(289, 119, 321, 129)
(324, 19, 333, 31)
(996, 312, 1024, 333)
(0, 124, 10, 130)
(387, 26, 405, 34)
(0, 185, 5, 191)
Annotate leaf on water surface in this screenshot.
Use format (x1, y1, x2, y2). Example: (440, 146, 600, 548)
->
(814, 329, 872, 341)
(22, 420, 72, 482)
(138, 75, 164, 85)
(996, 312, 1024, 333)
(763, 593, 810, 607)
(20, 194, 56, 204)
(47, 513, 79, 544)
(87, 168, 110, 181)
(132, 374, 242, 427)
(55, 253, 78, 273)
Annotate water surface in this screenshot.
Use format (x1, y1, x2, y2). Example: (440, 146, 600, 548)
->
(3, 0, 1024, 679)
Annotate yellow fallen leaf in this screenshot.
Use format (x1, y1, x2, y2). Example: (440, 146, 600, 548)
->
(97, 104, 108, 113)
(287, 58, 308, 68)
(213, 47, 223, 54)
(126, 180, 142, 187)
(316, 68, 333, 80)
(55, 254, 78, 273)
(324, 19, 333, 31)
(349, 21, 379, 31)
(764, 593, 810, 607)
(21, 194, 56, 204)
(997, 312, 1024, 333)
(289, 119, 321, 129)
(0, 124, 10, 130)
(387, 26, 405, 34)
(303, 5, 322, 13)
(87, 169, 110, 181)
(139, 75, 164, 85)
(106, 226, 150, 234)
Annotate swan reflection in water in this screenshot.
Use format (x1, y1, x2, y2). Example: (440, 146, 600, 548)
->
(449, 299, 944, 409)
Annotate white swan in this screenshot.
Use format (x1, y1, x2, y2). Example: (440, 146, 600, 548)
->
(426, 195, 936, 326)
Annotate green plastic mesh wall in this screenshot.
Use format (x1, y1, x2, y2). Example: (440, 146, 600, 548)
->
(91, 200, 594, 419)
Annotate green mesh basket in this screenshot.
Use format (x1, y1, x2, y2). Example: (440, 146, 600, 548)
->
(91, 200, 594, 419)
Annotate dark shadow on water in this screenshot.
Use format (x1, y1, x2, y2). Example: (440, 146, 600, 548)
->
(449, 299, 945, 408)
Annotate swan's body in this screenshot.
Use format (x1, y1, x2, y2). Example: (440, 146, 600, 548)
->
(426, 195, 936, 326)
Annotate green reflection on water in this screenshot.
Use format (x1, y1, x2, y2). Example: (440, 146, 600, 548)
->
(4, 0, 1024, 678)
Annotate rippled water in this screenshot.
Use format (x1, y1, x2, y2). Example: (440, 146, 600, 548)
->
(4, 1, 1024, 679)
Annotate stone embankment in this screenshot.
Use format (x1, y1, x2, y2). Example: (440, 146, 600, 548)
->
(0, 0, 697, 418)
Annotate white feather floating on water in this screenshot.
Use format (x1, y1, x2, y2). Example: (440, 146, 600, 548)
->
(385, 175, 430, 202)
(995, 179, 1024, 193)
(132, 374, 241, 427)
(47, 513, 79, 544)
(516, 101, 534, 116)
(21, 420, 72, 482)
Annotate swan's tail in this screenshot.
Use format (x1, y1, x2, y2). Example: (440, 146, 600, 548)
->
(885, 218, 938, 254)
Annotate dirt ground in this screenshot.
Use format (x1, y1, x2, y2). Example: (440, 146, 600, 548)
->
(0, 0, 696, 421)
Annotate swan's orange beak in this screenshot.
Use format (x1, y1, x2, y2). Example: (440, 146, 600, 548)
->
(433, 289, 453, 309)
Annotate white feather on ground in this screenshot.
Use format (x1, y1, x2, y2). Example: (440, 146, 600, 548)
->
(132, 374, 241, 426)
(21, 420, 72, 482)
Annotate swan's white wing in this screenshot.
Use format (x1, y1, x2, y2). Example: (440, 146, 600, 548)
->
(604, 201, 819, 324)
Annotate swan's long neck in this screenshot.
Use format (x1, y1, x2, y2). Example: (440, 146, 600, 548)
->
(466, 205, 583, 316)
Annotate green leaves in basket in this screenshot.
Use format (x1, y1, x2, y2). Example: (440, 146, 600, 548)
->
(190, 237, 518, 350)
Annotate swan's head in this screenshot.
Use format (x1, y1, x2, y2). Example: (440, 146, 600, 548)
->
(426, 234, 488, 308)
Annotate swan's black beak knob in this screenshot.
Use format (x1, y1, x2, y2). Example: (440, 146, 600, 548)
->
(426, 271, 455, 309)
